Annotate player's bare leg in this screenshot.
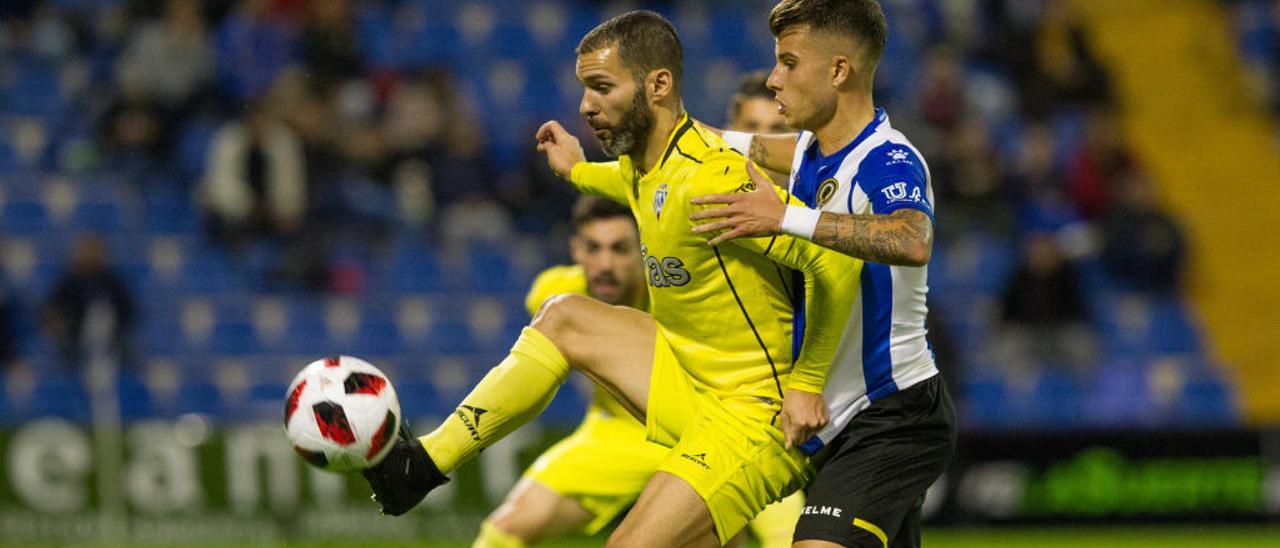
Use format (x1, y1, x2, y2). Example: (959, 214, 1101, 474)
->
(608, 471, 720, 548)
(363, 293, 657, 516)
(529, 293, 655, 420)
(478, 479, 593, 547)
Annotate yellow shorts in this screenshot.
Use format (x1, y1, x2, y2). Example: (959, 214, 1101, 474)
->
(523, 408, 669, 534)
(646, 331, 814, 544)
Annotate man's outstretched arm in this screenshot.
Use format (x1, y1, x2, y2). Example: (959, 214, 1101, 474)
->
(690, 163, 933, 267)
(696, 122, 799, 176)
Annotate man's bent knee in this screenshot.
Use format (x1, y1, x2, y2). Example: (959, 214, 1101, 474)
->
(531, 293, 599, 366)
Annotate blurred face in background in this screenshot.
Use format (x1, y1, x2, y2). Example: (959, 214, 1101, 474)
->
(767, 26, 840, 132)
(571, 217, 643, 306)
(576, 44, 655, 158)
(730, 96, 789, 133)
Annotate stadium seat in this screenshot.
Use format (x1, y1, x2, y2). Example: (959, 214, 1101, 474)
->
(171, 381, 228, 419)
(26, 376, 91, 422)
(0, 201, 50, 234)
(117, 372, 154, 420)
(1030, 370, 1084, 427)
(1176, 378, 1236, 425)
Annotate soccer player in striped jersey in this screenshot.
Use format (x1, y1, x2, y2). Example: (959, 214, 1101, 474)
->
(361, 11, 862, 546)
(689, 1, 957, 547)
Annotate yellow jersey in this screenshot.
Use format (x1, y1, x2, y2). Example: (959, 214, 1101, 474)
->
(569, 114, 861, 401)
(525, 264, 639, 419)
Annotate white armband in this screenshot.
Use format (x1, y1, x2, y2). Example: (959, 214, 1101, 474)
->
(721, 131, 753, 155)
(780, 205, 821, 240)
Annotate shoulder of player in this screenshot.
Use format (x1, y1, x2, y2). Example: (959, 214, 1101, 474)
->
(529, 265, 586, 297)
(854, 139, 928, 185)
(685, 146, 756, 196)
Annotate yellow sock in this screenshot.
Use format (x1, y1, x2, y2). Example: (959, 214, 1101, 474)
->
(472, 520, 528, 548)
(420, 327, 569, 474)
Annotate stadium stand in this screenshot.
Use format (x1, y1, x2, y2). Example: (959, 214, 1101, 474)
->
(0, 0, 1239, 429)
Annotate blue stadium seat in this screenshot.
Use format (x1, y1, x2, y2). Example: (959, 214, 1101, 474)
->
(171, 381, 228, 419)
(961, 377, 1009, 428)
(381, 237, 446, 293)
(1, 201, 50, 233)
(72, 201, 125, 232)
(468, 245, 515, 292)
(431, 321, 477, 354)
(395, 379, 445, 419)
(117, 372, 154, 420)
(1146, 298, 1202, 354)
(26, 377, 91, 422)
(1176, 378, 1236, 425)
(354, 305, 402, 354)
(1029, 370, 1083, 427)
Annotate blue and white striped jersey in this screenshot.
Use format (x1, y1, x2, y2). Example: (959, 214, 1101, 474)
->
(787, 108, 940, 453)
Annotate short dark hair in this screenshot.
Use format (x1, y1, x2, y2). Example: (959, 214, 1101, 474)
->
(728, 70, 773, 121)
(570, 196, 634, 232)
(576, 10, 683, 93)
(769, 0, 887, 65)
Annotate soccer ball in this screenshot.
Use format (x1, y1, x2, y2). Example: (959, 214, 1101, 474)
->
(284, 356, 402, 473)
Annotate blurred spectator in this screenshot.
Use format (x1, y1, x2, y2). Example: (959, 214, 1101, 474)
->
(1007, 123, 1080, 234)
(98, 91, 169, 174)
(43, 235, 136, 369)
(932, 119, 1010, 236)
(301, 0, 364, 92)
(0, 246, 17, 366)
(919, 45, 965, 135)
(1099, 173, 1187, 294)
(214, 0, 300, 102)
(382, 70, 511, 239)
(994, 233, 1096, 376)
(1031, 1, 1112, 112)
(200, 98, 306, 245)
(1068, 107, 1137, 220)
(114, 0, 214, 109)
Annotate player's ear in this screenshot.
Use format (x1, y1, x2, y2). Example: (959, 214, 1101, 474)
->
(830, 55, 852, 88)
(647, 68, 674, 104)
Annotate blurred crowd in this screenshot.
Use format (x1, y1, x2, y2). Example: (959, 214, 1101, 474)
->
(0, 0, 1244, 425)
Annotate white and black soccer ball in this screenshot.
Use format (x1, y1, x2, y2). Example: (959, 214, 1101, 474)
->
(284, 356, 401, 473)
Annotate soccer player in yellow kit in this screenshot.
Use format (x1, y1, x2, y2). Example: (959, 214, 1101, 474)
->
(475, 197, 668, 546)
(476, 72, 808, 548)
(361, 11, 861, 546)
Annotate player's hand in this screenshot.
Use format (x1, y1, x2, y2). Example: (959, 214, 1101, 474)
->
(779, 388, 829, 452)
(535, 120, 586, 180)
(361, 423, 449, 516)
(690, 163, 785, 245)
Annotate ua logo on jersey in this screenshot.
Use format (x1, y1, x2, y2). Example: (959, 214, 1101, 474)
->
(653, 183, 668, 219)
(881, 182, 928, 206)
(881, 182, 908, 201)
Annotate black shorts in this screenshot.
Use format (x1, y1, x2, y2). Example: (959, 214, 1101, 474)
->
(793, 375, 957, 548)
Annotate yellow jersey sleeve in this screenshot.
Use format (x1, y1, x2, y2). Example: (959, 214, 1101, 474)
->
(569, 160, 632, 205)
(524, 265, 589, 317)
(690, 152, 862, 394)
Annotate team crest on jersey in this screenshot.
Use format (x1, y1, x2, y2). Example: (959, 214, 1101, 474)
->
(653, 183, 668, 219)
(816, 178, 839, 208)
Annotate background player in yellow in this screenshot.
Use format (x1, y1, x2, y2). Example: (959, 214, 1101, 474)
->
(362, 11, 861, 546)
(475, 196, 668, 547)
(476, 71, 808, 548)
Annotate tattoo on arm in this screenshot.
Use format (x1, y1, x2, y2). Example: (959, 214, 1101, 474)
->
(748, 136, 769, 167)
(811, 209, 933, 266)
